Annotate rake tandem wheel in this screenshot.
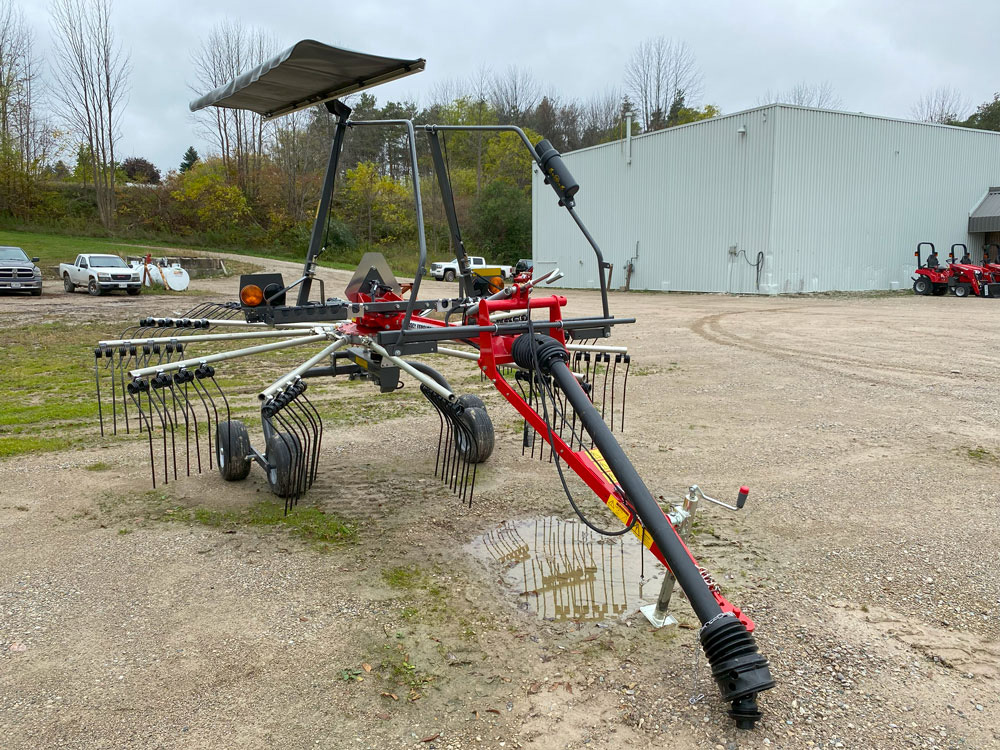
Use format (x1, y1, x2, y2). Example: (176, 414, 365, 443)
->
(89, 40, 775, 729)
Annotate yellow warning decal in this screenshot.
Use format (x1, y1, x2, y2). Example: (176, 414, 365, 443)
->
(606, 493, 653, 550)
(353, 355, 369, 370)
(586, 449, 619, 484)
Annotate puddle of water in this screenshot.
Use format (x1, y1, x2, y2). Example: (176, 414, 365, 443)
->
(469, 516, 667, 622)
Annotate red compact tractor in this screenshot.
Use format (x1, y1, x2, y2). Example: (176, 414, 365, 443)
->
(913, 242, 1000, 298)
(946, 243, 1000, 297)
(912, 242, 951, 295)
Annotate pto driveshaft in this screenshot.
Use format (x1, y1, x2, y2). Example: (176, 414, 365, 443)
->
(511, 334, 774, 729)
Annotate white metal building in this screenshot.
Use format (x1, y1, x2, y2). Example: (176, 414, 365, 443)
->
(531, 105, 1000, 294)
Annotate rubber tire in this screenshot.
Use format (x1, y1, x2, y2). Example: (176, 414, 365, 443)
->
(954, 284, 970, 298)
(457, 394, 486, 411)
(443, 269, 456, 282)
(126, 286, 141, 296)
(933, 286, 948, 296)
(87, 279, 102, 296)
(912, 278, 931, 296)
(30, 288, 41, 297)
(216, 420, 252, 481)
(265, 432, 302, 498)
(63, 275, 75, 292)
(454, 406, 494, 464)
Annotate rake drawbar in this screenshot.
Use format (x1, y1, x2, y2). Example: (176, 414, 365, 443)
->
(510, 333, 775, 729)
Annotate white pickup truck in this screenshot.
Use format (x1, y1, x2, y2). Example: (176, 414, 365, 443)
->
(429, 256, 513, 282)
(60, 253, 142, 296)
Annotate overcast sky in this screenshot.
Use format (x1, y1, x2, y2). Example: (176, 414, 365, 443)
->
(20, 0, 1000, 173)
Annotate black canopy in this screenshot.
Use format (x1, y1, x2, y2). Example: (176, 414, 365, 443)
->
(189, 39, 425, 119)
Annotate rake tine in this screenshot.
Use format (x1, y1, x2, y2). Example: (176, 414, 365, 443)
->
(114, 347, 132, 435)
(94, 347, 105, 437)
(611, 354, 620, 433)
(127, 379, 158, 488)
(430, 393, 446, 477)
(281, 396, 311, 500)
(151, 373, 178, 481)
(168, 381, 190, 477)
(183, 378, 202, 473)
(107, 346, 118, 435)
(600, 353, 610, 422)
(621, 355, 631, 432)
(191, 371, 217, 470)
(299, 391, 323, 487)
(273, 410, 303, 507)
(144, 379, 169, 485)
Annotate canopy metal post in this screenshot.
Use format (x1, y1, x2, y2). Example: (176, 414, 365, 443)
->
(299, 99, 351, 306)
(426, 127, 473, 297)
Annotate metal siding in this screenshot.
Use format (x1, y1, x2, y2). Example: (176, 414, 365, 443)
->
(532, 108, 777, 293)
(534, 104, 1000, 293)
(769, 107, 1000, 291)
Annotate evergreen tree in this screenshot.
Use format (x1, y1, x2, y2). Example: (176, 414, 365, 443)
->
(179, 146, 200, 173)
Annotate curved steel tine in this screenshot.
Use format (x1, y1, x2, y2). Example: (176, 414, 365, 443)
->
(621, 355, 630, 432)
(128, 387, 158, 487)
(144, 385, 170, 485)
(168, 382, 190, 476)
(94, 349, 104, 437)
(191, 376, 217, 469)
(153, 384, 178, 481)
(183, 380, 202, 473)
(298, 391, 323, 487)
(601, 353, 610, 421)
(281, 398, 311, 500)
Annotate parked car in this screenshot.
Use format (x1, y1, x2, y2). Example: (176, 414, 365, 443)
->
(429, 256, 513, 282)
(0, 246, 43, 296)
(514, 258, 533, 276)
(60, 254, 142, 296)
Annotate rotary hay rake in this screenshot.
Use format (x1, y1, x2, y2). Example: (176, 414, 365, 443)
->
(88, 40, 774, 729)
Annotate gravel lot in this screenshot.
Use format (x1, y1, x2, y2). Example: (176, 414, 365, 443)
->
(2, 259, 999, 749)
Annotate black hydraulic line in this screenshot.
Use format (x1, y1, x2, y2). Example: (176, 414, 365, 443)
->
(299, 100, 351, 306)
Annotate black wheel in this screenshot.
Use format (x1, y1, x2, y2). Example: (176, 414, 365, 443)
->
(454, 406, 494, 464)
(87, 279, 102, 296)
(30, 288, 41, 297)
(443, 269, 456, 282)
(63, 275, 75, 292)
(456, 394, 486, 411)
(216, 420, 252, 481)
(953, 284, 970, 298)
(933, 285, 947, 296)
(265, 432, 302, 498)
(126, 286, 141, 296)
(912, 278, 931, 296)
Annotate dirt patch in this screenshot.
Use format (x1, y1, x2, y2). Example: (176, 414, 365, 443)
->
(3, 283, 1000, 749)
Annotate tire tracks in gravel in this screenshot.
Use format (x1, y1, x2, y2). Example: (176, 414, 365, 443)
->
(689, 308, 1000, 393)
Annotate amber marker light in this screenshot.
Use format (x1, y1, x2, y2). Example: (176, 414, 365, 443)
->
(240, 284, 264, 306)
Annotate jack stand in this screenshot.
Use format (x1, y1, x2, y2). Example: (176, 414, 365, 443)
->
(640, 571, 679, 628)
(640, 488, 699, 628)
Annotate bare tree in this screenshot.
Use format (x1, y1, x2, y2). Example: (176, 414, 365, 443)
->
(489, 65, 540, 124)
(0, 2, 52, 216)
(757, 81, 843, 109)
(911, 85, 968, 124)
(624, 37, 703, 132)
(191, 19, 277, 202)
(50, 0, 129, 229)
(580, 87, 624, 147)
